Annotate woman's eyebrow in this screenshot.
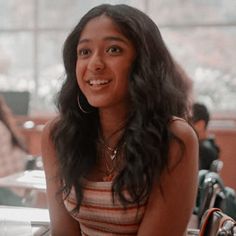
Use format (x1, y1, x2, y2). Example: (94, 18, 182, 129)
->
(78, 38, 90, 45)
(78, 35, 129, 45)
(103, 36, 129, 45)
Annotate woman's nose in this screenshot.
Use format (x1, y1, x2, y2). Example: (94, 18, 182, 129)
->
(87, 54, 105, 72)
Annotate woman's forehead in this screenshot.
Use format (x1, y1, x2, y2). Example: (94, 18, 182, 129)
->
(78, 15, 132, 45)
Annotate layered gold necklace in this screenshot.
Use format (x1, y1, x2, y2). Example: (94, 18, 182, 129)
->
(101, 140, 119, 160)
(98, 138, 124, 181)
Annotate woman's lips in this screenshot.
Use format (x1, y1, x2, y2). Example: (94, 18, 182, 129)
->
(88, 79, 110, 86)
(85, 79, 112, 91)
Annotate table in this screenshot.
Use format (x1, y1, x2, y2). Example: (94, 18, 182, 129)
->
(0, 206, 50, 236)
(0, 170, 47, 208)
(0, 170, 46, 191)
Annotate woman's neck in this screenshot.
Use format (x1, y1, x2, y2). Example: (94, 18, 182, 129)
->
(98, 107, 129, 147)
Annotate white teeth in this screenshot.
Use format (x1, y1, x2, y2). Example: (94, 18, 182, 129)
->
(89, 80, 109, 85)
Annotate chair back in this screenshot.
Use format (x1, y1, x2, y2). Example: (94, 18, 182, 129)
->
(0, 91, 30, 115)
(196, 170, 236, 224)
(199, 208, 236, 236)
(197, 171, 226, 222)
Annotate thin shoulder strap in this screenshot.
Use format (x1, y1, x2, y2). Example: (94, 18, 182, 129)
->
(169, 116, 186, 123)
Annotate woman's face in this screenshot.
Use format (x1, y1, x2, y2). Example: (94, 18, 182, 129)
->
(76, 15, 136, 111)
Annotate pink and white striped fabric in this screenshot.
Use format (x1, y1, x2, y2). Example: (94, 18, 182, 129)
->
(64, 179, 147, 236)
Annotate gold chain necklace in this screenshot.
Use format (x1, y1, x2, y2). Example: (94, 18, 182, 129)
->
(103, 155, 116, 181)
(99, 139, 119, 160)
(98, 139, 124, 181)
(98, 148, 117, 182)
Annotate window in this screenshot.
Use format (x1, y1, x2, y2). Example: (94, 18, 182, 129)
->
(0, 0, 235, 114)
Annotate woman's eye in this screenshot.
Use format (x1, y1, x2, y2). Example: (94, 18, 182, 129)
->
(78, 48, 90, 57)
(107, 46, 122, 54)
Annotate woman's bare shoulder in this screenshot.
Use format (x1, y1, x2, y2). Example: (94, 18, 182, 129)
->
(168, 117, 199, 169)
(42, 117, 59, 142)
(169, 116, 198, 144)
(138, 117, 199, 235)
(41, 117, 60, 162)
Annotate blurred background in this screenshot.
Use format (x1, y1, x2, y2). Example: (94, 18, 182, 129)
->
(0, 0, 236, 204)
(0, 0, 235, 115)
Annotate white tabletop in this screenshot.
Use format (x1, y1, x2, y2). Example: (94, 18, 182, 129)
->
(0, 170, 46, 191)
(0, 206, 50, 236)
(0, 205, 50, 225)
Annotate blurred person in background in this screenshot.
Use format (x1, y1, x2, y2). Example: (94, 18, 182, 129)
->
(191, 102, 220, 170)
(0, 96, 28, 205)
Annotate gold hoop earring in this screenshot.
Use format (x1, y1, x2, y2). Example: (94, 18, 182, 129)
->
(77, 93, 95, 114)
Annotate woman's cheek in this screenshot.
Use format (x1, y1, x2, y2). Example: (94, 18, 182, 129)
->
(76, 63, 84, 83)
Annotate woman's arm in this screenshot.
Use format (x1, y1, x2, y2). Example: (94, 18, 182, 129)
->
(138, 119, 199, 236)
(41, 120, 81, 236)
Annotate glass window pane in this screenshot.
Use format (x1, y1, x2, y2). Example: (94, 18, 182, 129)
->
(0, 0, 34, 29)
(161, 27, 236, 111)
(0, 33, 34, 92)
(149, 0, 236, 26)
(37, 32, 67, 113)
(38, 0, 146, 28)
(1, 0, 236, 114)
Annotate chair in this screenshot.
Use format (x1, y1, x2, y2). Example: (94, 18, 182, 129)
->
(209, 160, 223, 174)
(0, 91, 30, 115)
(198, 172, 225, 221)
(187, 228, 200, 235)
(196, 170, 236, 223)
(198, 208, 236, 236)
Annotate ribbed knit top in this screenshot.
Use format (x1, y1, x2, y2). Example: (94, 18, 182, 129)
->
(64, 179, 147, 236)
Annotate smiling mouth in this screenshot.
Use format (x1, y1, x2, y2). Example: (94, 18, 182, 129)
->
(88, 80, 110, 86)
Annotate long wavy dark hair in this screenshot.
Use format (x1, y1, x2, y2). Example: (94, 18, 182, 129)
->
(51, 4, 189, 210)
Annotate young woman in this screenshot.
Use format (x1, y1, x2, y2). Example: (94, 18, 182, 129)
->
(42, 4, 198, 236)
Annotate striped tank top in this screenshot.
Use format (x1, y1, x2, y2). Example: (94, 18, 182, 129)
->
(64, 179, 147, 236)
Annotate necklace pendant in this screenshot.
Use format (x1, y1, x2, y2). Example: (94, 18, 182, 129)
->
(110, 150, 117, 160)
(103, 173, 114, 182)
